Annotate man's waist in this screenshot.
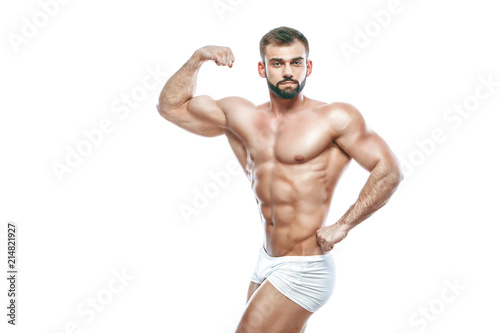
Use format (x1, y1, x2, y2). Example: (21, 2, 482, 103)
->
(264, 231, 326, 257)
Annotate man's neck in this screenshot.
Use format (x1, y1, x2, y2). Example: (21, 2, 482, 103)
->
(268, 92, 307, 119)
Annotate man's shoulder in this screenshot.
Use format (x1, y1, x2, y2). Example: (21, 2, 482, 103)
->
(217, 96, 256, 110)
(317, 102, 362, 118)
(215, 97, 261, 129)
(317, 101, 359, 114)
(316, 102, 366, 134)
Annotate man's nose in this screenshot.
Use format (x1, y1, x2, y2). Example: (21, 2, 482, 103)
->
(283, 63, 293, 77)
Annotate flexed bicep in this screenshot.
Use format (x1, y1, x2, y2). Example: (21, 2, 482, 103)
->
(160, 95, 228, 137)
(156, 45, 235, 137)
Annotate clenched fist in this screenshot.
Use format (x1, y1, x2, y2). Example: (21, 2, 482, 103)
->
(196, 45, 235, 68)
(316, 223, 350, 252)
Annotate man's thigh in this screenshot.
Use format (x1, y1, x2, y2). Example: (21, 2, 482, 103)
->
(237, 279, 312, 333)
(246, 281, 262, 302)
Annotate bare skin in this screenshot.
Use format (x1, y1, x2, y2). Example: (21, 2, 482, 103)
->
(157, 42, 403, 332)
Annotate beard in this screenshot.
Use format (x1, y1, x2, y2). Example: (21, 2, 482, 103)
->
(267, 76, 307, 99)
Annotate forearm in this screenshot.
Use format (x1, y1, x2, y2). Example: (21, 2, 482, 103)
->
(157, 51, 203, 112)
(338, 161, 403, 230)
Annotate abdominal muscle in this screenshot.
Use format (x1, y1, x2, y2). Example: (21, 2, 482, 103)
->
(262, 203, 329, 257)
(252, 147, 350, 257)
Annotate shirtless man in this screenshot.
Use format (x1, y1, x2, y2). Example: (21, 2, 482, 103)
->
(157, 27, 403, 332)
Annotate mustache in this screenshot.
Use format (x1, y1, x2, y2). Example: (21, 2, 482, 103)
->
(278, 78, 299, 85)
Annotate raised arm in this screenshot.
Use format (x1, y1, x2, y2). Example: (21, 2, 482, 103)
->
(156, 46, 235, 137)
(316, 102, 404, 252)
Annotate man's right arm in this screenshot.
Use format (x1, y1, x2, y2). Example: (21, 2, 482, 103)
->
(156, 46, 235, 137)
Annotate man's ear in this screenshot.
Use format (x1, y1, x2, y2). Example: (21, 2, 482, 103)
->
(306, 59, 313, 77)
(258, 61, 266, 78)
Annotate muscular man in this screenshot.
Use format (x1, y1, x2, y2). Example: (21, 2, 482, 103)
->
(157, 27, 403, 332)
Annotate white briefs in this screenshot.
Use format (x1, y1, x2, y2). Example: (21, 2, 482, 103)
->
(250, 246, 335, 313)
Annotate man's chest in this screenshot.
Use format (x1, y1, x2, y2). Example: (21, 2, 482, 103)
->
(233, 110, 335, 165)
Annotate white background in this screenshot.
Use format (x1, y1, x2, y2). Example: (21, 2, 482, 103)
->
(1, 0, 499, 332)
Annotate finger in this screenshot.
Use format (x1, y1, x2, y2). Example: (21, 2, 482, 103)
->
(217, 55, 229, 67)
(224, 49, 234, 66)
(321, 243, 332, 252)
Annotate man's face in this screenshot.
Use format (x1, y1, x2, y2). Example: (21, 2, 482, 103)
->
(259, 41, 312, 99)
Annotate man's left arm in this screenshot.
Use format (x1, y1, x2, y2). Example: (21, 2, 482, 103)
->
(316, 103, 404, 252)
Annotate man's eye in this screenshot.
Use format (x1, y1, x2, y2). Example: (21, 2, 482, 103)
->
(273, 62, 281, 66)
(294, 61, 302, 65)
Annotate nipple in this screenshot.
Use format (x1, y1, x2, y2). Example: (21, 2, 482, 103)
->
(294, 154, 305, 162)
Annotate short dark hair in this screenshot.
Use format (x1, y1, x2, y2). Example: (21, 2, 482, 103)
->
(259, 26, 309, 61)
